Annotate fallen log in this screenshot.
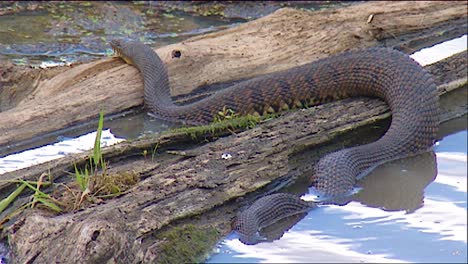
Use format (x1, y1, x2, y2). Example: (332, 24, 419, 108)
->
(4, 50, 466, 264)
(0, 1, 466, 149)
(0, 1, 467, 263)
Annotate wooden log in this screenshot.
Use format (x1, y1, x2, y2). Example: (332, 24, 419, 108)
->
(0, 1, 466, 148)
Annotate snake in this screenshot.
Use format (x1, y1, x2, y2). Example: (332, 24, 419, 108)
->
(110, 40, 439, 244)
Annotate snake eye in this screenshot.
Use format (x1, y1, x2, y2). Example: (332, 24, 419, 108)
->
(110, 40, 122, 50)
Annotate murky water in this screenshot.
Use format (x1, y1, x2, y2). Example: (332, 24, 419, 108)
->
(0, 2, 245, 67)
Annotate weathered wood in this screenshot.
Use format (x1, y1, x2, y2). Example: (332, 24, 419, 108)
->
(0, 1, 466, 148)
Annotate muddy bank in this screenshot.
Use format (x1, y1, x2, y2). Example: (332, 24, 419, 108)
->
(0, 1, 466, 150)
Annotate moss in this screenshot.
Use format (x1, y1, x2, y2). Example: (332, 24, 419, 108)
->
(157, 224, 220, 264)
(166, 114, 260, 140)
(195, 4, 225, 17)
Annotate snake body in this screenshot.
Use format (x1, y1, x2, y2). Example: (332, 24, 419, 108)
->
(231, 193, 316, 244)
(111, 40, 439, 243)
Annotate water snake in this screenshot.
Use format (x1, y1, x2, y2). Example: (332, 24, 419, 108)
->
(111, 40, 439, 243)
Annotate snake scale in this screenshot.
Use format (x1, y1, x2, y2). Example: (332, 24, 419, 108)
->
(111, 40, 439, 244)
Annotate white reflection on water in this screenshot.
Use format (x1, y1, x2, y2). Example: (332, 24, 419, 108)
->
(340, 197, 466, 243)
(410, 35, 467, 66)
(435, 152, 467, 193)
(336, 149, 467, 244)
(222, 230, 407, 263)
(0, 130, 124, 174)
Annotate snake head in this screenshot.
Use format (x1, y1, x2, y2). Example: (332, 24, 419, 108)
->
(110, 39, 134, 65)
(109, 39, 124, 54)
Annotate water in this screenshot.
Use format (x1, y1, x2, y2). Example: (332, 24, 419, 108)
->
(0, 2, 246, 67)
(411, 35, 467, 66)
(0, 1, 344, 68)
(207, 123, 467, 263)
(0, 129, 123, 174)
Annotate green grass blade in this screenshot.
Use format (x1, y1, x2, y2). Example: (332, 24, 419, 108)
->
(89, 156, 95, 175)
(35, 197, 62, 212)
(74, 163, 84, 191)
(20, 180, 45, 195)
(152, 143, 159, 161)
(93, 110, 104, 167)
(0, 179, 51, 186)
(19, 180, 62, 212)
(0, 183, 27, 213)
(84, 166, 89, 189)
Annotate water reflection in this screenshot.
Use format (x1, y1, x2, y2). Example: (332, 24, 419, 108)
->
(351, 152, 437, 213)
(434, 152, 467, 193)
(0, 129, 123, 174)
(107, 112, 180, 139)
(207, 126, 467, 263)
(222, 229, 407, 263)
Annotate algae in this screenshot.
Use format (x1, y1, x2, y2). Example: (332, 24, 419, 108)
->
(156, 224, 220, 264)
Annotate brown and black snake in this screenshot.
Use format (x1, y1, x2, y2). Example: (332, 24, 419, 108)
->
(111, 40, 439, 244)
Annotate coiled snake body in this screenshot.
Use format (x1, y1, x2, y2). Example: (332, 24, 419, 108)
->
(111, 40, 439, 243)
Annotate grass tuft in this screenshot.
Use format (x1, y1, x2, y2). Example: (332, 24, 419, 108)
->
(0, 109, 140, 228)
(67, 110, 139, 209)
